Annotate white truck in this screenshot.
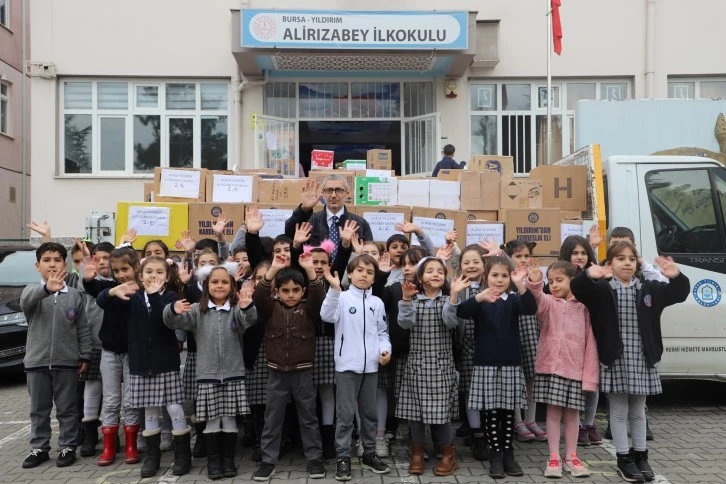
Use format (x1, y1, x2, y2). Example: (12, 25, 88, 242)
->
(559, 145, 726, 381)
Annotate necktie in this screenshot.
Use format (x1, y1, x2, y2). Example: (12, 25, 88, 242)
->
(330, 215, 340, 262)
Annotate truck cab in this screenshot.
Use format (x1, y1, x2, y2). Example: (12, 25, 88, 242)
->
(604, 156, 726, 381)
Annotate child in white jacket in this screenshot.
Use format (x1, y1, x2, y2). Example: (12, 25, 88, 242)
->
(320, 254, 392, 482)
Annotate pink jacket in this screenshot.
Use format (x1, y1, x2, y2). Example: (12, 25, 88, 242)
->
(526, 280, 599, 392)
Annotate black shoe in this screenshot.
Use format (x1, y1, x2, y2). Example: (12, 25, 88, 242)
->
(489, 450, 506, 479)
(172, 429, 192, 476)
(632, 448, 655, 482)
(502, 448, 523, 476)
(455, 420, 470, 438)
(335, 457, 352, 481)
(251, 445, 262, 462)
(22, 449, 49, 468)
(471, 433, 489, 461)
(240, 417, 256, 447)
(205, 432, 223, 480)
(56, 447, 77, 467)
(605, 422, 613, 440)
(360, 452, 390, 474)
(140, 431, 162, 478)
(80, 419, 99, 457)
(253, 462, 276, 481)
(192, 422, 207, 458)
(321, 425, 336, 460)
(221, 432, 238, 478)
(307, 458, 326, 479)
(616, 452, 645, 483)
(645, 422, 654, 441)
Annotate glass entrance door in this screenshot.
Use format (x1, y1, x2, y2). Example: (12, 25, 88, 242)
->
(254, 114, 298, 176)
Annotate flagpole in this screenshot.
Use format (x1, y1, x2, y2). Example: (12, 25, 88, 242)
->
(546, 0, 552, 165)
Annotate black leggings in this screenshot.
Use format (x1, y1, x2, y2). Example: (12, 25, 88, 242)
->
(485, 409, 514, 452)
(409, 421, 453, 446)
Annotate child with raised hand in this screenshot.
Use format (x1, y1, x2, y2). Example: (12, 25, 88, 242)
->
(320, 255, 391, 481)
(502, 239, 546, 443)
(570, 242, 689, 483)
(453, 256, 536, 479)
(397, 256, 462, 477)
(252, 253, 327, 481)
(164, 265, 257, 480)
(526, 260, 599, 478)
(97, 256, 190, 478)
(20, 243, 92, 469)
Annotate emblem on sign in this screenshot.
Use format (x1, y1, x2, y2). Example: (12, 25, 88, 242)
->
(252, 15, 276, 39)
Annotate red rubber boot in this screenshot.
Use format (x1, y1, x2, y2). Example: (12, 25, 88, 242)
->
(98, 425, 119, 466)
(124, 424, 141, 464)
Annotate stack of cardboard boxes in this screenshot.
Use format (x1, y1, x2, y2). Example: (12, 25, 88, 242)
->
(123, 150, 590, 256)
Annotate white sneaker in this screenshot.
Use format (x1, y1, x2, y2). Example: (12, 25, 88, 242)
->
(375, 436, 389, 458)
(563, 453, 590, 477)
(356, 439, 364, 457)
(544, 455, 563, 478)
(160, 430, 173, 451)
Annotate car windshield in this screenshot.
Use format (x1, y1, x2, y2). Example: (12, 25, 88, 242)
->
(0, 250, 40, 286)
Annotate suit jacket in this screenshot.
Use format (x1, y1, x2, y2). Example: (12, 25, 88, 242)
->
(284, 204, 373, 246)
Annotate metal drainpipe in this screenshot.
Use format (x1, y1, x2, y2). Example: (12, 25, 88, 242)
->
(20, 0, 27, 239)
(645, 0, 656, 98)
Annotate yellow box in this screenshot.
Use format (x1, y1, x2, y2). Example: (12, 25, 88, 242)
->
(115, 201, 189, 249)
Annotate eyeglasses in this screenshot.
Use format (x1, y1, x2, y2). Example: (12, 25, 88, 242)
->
(322, 187, 347, 195)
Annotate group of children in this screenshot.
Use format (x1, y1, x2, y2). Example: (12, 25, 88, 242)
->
(21, 186, 690, 483)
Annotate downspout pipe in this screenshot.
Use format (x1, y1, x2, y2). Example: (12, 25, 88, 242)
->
(645, 0, 656, 98)
(21, 0, 27, 239)
(234, 71, 268, 172)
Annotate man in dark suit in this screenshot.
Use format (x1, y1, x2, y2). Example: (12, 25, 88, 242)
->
(284, 175, 373, 250)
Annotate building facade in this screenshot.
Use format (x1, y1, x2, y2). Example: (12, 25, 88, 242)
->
(0, 0, 29, 240)
(28, 0, 726, 238)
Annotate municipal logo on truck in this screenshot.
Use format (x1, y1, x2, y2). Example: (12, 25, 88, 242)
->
(693, 279, 721, 308)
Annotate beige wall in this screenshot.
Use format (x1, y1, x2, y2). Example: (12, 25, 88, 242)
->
(29, 0, 726, 237)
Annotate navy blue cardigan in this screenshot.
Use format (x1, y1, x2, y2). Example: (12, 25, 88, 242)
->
(456, 291, 537, 367)
(86, 278, 129, 354)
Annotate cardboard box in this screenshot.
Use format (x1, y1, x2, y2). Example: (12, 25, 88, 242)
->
(311, 150, 335, 170)
(560, 219, 584, 243)
(411, 207, 468, 249)
(501, 176, 543, 209)
(530, 165, 588, 211)
(205, 173, 258, 203)
(143, 183, 154, 203)
(354, 176, 398, 206)
(343, 160, 367, 170)
(188, 203, 245, 243)
(429, 180, 461, 210)
(255, 204, 297, 239)
(355, 205, 412, 243)
(468, 155, 514, 178)
(256, 178, 308, 205)
(153, 167, 207, 202)
(500, 209, 561, 256)
(466, 220, 505, 247)
(115, 202, 189, 249)
(560, 210, 583, 220)
(436, 169, 464, 181)
(366, 149, 392, 171)
(397, 179, 430, 207)
(461, 171, 501, 211)
(467, 210, 498, 221)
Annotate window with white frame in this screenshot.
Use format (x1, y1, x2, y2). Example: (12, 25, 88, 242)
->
(0, 82, 8, 134)
(0, 0, 8, 28)
(470, 80, 630, 172)
(668, 78, 726, 100)
(61, 80, 229, 175)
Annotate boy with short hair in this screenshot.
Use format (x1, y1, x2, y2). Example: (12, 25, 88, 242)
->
(603, 226, 669, 283)
(20, 242, 92, 468)
(432, 144, 465, 177)
(252, 253, 327, 481)
(321, 254, 392, 481)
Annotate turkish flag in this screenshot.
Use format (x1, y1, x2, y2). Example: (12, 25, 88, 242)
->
(552, 0, 563, 55)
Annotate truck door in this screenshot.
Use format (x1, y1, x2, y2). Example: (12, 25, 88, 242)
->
(637, 163, 726, 380)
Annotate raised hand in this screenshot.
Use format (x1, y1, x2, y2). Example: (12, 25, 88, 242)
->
(401, 281, 418, 300)
(27, 221, 51, 241)
(110, 280, 139, 300)
(322, 266, 341, 291)
(73, 237, 91, 258)
(301, 179, 321, 210)
(234, 263, 247, 282)
(379, 351, 391, 366)
(588, 225, 604, 249)
(145, 278, 164, 295)
(270, 254, 287, 272)
(173, 299, 193, 314)
(46, 269, 67, 293)
(245, 205, 265, 235)
(339, 220, 359, 246)
(120, 228, 138, 245)
(212, 213, 229, 239)
(293, 222, 313, 248)
(180, 230, 197, 254)
(445, 229, 459, 245)
(378, 252, 391, 272)
(436, 243, 454, 262)
(511, 266, 529, 290)
(587, 264, 613, 280)
(478, 238, 502, 257)
(450, 274, 471, 296)
(654, 256, 680, 279)
(178, 261, 193, 285)
(475, 287, 501, 304)
(82, 256, 98, 281)
(237, 286, 254, 308)
(394, 222, 422, 236)
(298, 252, 314, 272)
(351, 235, 364, 255)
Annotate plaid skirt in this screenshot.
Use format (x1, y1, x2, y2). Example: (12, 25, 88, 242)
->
(394, 353, 408, 399)
(79, 349, 102, 381)
(182, 351, 198, 401)
(246, 340, 269, 406)
(534, 373, 586, 411)
(395, 354, 459, 424)
(377, 360, 394, 389)
(312, 336, 335, 386)
(196, 380, 250, 421)
(469, 365, 528, 411)
(456, 320, 475, 394)
(129, 371, 184, 408)
(518, 314, 540, 381)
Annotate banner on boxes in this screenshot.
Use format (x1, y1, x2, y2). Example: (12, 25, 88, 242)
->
(466, 222, 504, 247)
(258, 208, 294, 238)
(211, 175, 256, 203)
(159, 169, 201, 199)
(363, 212, 405, 242)
(128, 206, 171, 236)
(411, 217, 454, 248)
(560, 222, 583, 243)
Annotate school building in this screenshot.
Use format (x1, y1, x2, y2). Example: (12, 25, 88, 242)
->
(26, 0, 726, 239)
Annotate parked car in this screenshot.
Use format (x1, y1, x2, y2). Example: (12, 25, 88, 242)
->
(0, 245, 39, 374)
